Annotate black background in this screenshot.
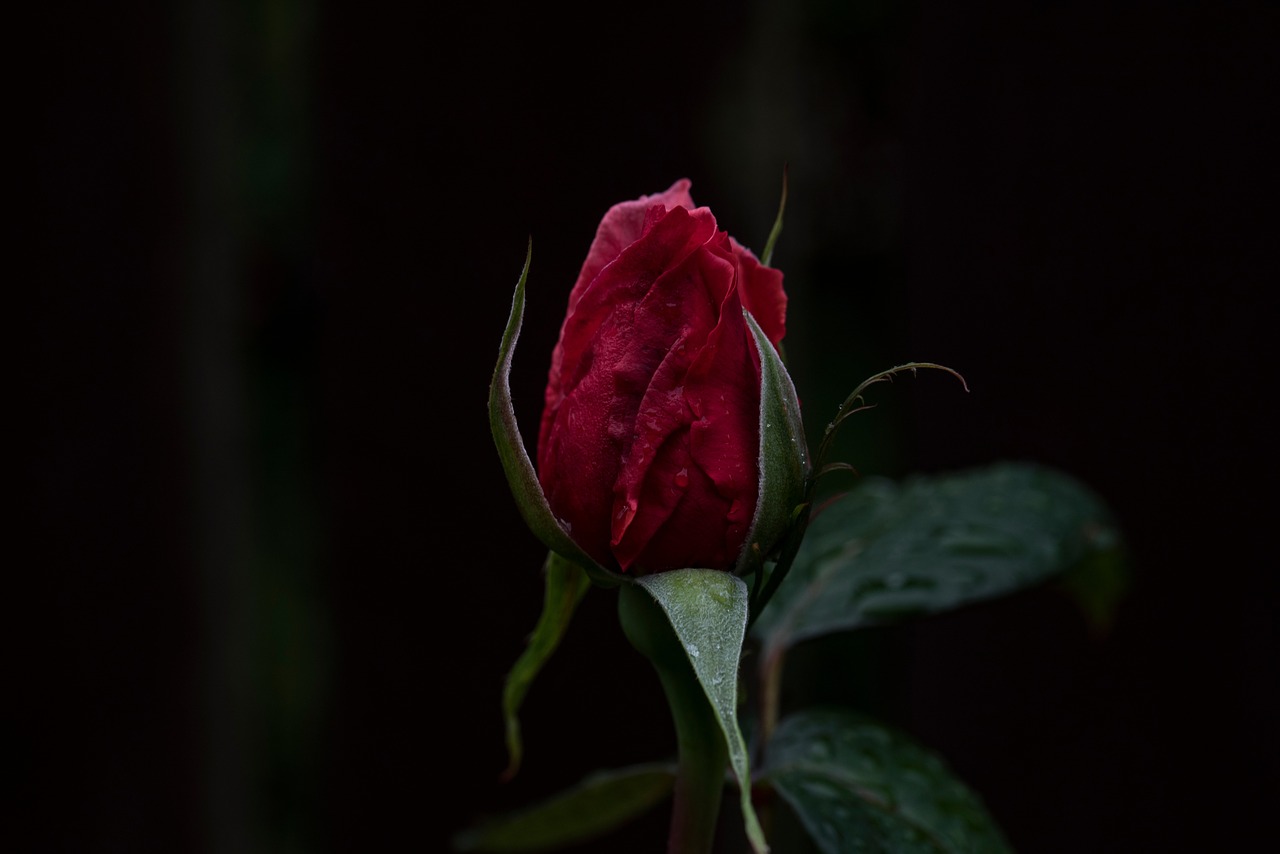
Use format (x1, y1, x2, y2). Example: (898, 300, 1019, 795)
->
(30, 1, 1276, 852)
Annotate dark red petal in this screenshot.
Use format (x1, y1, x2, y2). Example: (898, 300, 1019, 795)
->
(729, 237, 787, 347)
(609, 247, 736, 569)
(539, 182, 697, 461)
(611, 246, 761, 573)
(567, 179, 695, 316)
(618, 458, 738, 573)
(537, 205, 720, 568)
(538, 205, 717, 473)
(682, 274, 761, 564)
(535, 366, 620, 567)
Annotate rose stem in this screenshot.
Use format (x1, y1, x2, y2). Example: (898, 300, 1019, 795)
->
(618, 583, 728, 854)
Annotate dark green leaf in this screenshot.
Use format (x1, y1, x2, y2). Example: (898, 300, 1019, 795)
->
(752, 462, 1122, 652)
(452, 763, 676, 852)
(762, 708, 1012, 854)
(488, 241, 623, 588)
(501, 551, 591, 781)
(637, 569, 769, 854)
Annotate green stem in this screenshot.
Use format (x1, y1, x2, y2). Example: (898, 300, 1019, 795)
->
(758, 641, 786, 752)
(619, 584, 728, 854)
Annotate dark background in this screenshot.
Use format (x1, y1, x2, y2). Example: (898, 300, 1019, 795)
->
(30, 1, 1276, 852)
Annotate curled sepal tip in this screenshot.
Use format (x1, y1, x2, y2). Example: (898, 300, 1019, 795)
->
(488, 241, 625, 588)
(813, 361, 969, 484)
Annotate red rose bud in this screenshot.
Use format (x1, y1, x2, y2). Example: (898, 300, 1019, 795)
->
(536, 179, 805, 576)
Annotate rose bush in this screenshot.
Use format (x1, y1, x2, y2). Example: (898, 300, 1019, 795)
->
(536, 179, 790, 575)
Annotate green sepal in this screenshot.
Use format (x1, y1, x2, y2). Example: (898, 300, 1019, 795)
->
(760, 708, 1013, 853)
(500, 551, 591, 782)
(811, 362, 968, 482)
(489, 241, 623, 588)
(453, 762, 677, 852)
(633, 569, 770, 854)
(737, 311, 809, 577)
(760, 167, 787, 269)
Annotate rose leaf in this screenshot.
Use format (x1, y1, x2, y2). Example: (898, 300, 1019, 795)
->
(760, 707, 1013, 853)
(453, 762, 677, 852)
(751, 462, 1124, 654)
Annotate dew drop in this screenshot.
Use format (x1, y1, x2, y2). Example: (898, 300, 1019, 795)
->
(674, 468, 689, 488)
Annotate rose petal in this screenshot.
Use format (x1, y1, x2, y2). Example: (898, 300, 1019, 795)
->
(568, 179, 695, 316)
(539, 205, 717, 471)
(684, 268, 760, 563)
(730, 237, 787, 347)
(538, 204, 719, 569)
(610, 244, 736, 570)
(536, 182, 787, 575)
